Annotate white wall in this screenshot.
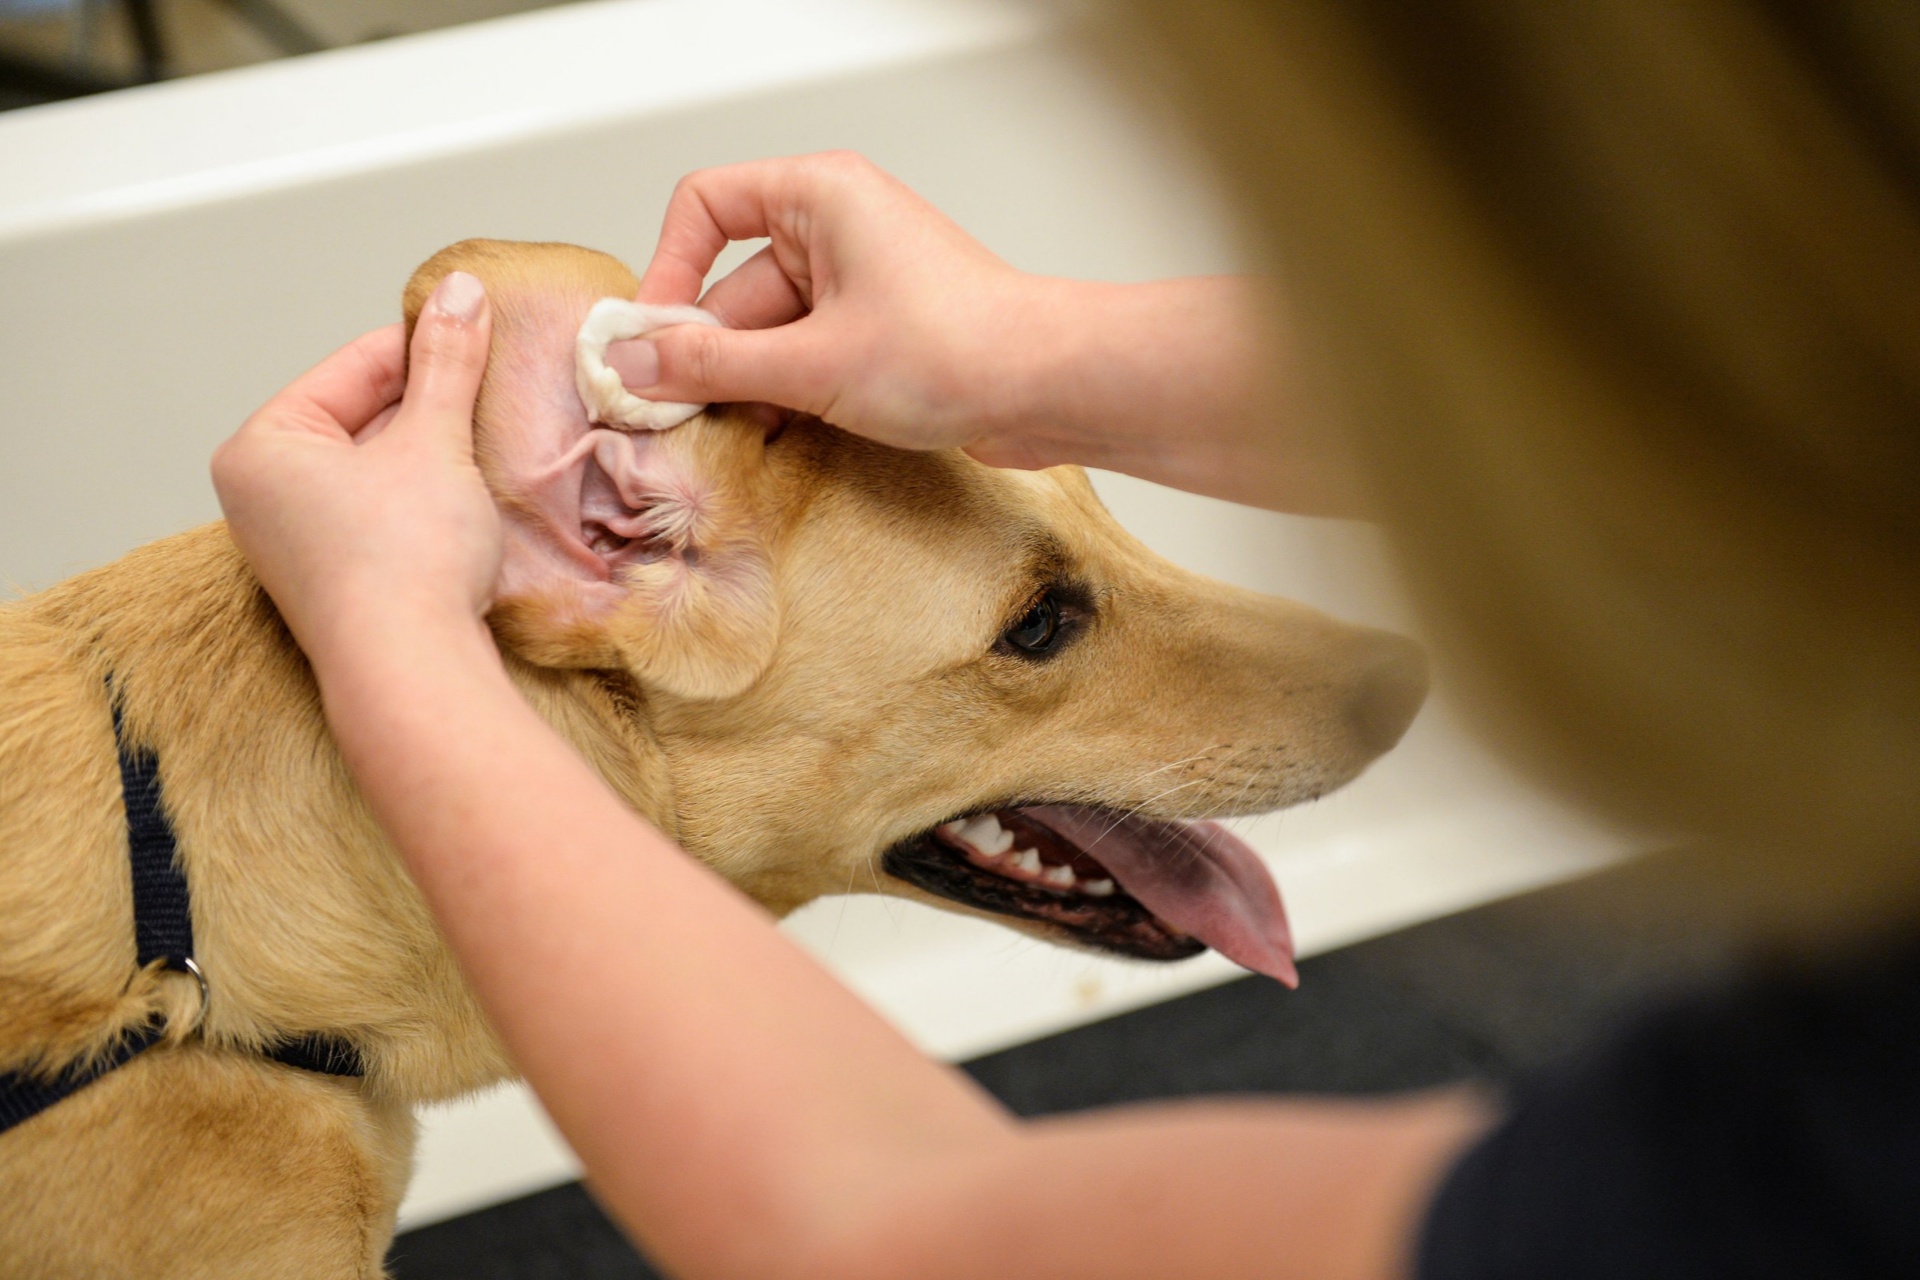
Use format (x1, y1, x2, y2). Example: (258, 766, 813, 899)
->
(0, 0, 1631, 1227)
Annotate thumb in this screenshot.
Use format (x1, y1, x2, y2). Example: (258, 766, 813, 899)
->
(398, 271, 492, 457)
(636, 320, 839, 418)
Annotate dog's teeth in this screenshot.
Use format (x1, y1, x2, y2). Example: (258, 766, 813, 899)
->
(937, 820, 967, 839)
(1082, 879, 1115, 897)
(957, 815, 998, 847)
(959, 815, 1015, 856)
(1042, 864, 1076, 887)
(1012, 848, 1043, 875)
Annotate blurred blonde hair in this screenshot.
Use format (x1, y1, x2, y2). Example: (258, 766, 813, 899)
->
(1108, 1, 1920, 926)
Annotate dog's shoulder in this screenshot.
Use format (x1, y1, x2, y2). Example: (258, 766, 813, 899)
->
(0, 524, 294, 1071)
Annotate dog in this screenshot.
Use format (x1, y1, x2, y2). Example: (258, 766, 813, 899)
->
(0, 239, 1427, 1277)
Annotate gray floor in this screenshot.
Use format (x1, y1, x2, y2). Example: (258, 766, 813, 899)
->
(387, 851, 1750, 1280)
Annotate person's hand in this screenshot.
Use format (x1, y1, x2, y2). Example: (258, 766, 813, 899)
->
(617, 153, 1352, 512)
(211, 271, 502, 669)
(613, 151, 1059, 465)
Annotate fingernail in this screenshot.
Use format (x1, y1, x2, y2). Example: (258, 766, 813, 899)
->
(605, 338, 661, 389)
(431, 271, 486, 323)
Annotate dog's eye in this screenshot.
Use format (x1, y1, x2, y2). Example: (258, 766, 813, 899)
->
(1004, 594, 1062, 655)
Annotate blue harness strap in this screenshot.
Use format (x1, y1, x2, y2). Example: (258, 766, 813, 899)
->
(0, 684, 364, 1138)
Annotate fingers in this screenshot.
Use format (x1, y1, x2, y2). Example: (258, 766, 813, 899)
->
(636, 160, 790, 304)
(607, 243, 812, 388)
(613, 248, 811, 387)
(636, 167, 761, 305)
(636, 152, 875, 305)
(603, 338, 662, 389)
(629, 153, 898, 414)
(697, 244, 810, 331)
(638, 320, 838, 416)
(244, 325, 408, 445)
(350, 401, 404, 444)
(318, 326, 409, 426)
(397, 271, 492, 459)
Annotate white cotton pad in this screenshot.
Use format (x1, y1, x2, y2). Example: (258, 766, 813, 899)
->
(574, 298, 722, 431)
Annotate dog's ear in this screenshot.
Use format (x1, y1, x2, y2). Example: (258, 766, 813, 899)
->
(491, 413, 784, 701)
(402, 240, 782, 701)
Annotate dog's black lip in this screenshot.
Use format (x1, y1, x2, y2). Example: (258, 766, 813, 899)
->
(880, 808, 1206, 964)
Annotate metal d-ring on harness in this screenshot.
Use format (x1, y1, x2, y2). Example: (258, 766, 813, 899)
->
(0, 684, 365, 1137)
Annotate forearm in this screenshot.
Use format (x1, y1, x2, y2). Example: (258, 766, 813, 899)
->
(828, 1093, 1487, 1280)
(1002, 276, 1362, 516)
(309, 607, 1011, 1277)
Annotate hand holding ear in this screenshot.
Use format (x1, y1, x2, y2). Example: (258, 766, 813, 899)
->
(212, 271, 504, 668)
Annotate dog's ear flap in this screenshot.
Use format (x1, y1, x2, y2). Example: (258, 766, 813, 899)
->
(607, 548, 780, 701)
(491, 411, 783, 701)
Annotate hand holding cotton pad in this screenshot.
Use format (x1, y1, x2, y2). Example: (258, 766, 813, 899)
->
(574, 298, 722, 431)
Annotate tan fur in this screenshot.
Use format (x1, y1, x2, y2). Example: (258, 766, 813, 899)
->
(0, 240, 1421, 1276)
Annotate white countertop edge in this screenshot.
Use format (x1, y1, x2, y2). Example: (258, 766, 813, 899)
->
(0, 0, 1045, 243)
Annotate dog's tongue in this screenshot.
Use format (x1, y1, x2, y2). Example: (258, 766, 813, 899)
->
(1022, 805, 1298, 986)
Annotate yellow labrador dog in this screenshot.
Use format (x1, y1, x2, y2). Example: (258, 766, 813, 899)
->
(0, 240, 1426, 1278)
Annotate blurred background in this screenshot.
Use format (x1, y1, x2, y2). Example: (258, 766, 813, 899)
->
(0, 0, 570, 107)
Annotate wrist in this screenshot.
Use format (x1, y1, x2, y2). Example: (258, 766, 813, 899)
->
(301, 591, 501, 693)
(974, 276, 1364, 514)
(982, 277, 1261, 471)
(985, 276, 1115, 461)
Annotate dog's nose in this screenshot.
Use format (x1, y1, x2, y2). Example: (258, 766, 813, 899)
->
(1347, 630, 1430, 757)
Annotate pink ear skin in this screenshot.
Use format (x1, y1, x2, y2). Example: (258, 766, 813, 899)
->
(487, 410, 784, 702)
(396, 240, 783, 700)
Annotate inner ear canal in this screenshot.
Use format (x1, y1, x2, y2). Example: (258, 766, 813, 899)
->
(579, 454, 652, 562)
(580, 429, 712, 572)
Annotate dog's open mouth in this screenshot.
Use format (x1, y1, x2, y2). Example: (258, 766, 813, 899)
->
(883, 804, 1298, 986)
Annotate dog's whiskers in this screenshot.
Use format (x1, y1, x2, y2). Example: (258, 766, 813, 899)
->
(1079, 775, 1216, 863)
(824, 857, 862, 958)
(862, 855, 907, 930)
(1110, 749, 1226, 797)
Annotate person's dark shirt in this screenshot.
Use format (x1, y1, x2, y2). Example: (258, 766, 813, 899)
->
(1418, 933, 1920, 1278)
